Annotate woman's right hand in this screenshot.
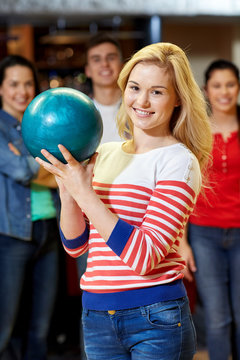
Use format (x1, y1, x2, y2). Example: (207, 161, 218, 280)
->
(54, 174, 77, 204)
(35, 145, 97, 209)
(178, 236, 197, 282)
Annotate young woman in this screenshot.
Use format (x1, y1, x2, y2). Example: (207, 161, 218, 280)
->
(181, 59, 240, 360)
(36, 42, 212, 360)
(0, 55, 60, 359)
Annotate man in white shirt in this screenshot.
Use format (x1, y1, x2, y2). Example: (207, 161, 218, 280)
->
(84, 32, 123, 143)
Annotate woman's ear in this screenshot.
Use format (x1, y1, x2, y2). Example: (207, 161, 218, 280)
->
(203, 85, 208, 98)
(175, 98, 181, 107)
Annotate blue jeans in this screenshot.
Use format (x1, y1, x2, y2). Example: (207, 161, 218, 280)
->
(0, 219, 59, 360)
(189, 224, 240, 360)
(82, 297, 196, 360)
(77, 253, 88, 360)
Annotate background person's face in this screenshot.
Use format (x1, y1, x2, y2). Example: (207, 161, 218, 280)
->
(0, 65, 35, 120)
(205, 69, 240, 115)
(85, 42, 122, 88)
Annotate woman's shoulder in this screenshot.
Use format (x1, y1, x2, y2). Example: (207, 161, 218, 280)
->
(161, 142, 200, 169)
(155, 143, 202, 194)
(97, 141, 123, 154)
(152, 142, 198, 166)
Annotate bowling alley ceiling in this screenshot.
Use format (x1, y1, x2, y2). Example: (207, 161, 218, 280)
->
(1, 0, 240, 25)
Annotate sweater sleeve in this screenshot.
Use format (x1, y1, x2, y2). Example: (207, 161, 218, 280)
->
(60, 220, 89, 258)
(107, 153, 201, 275)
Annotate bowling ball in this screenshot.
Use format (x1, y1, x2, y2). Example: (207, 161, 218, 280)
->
(22, 87, 103, 163)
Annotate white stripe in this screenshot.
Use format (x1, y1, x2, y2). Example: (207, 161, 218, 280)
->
(112, 213, 143, 222)
(82, 273, 173, 281)
(94, 186, 152, 197)
(81, 275, 181, 290)
(144, 213, 180, 231)
(122, 230, 138, 263)
(99, 194, 149, 204)
(87, 265, 130, 271)
(157, 183, 193, 197)
(87, 256, 120, 262)
(146, 205, 183, 225)
(88, 247, 113, 253)
(131, 238, 142, 271)
(141, 222, 176, 245)
(106, 203, 146, 213)
(150, 197, 189, 217)
(65, 247, 88, 256)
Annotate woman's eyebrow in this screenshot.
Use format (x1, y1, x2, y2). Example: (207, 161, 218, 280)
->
(128, 80, 167, 89)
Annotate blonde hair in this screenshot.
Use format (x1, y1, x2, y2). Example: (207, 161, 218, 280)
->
(117, 42, 212, 171)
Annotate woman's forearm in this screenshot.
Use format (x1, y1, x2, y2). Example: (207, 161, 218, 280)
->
(60, 195, 87, 239)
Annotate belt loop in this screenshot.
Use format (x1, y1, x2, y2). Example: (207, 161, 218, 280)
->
(83, 308, 89, 317)
(140, 306, 147, 316)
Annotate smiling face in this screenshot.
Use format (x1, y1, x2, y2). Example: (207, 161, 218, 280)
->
(0, 65, 35, 121)
(205, 68, 240, 115)
(85, 42, 122, 88)
(124, 62, 179, 137)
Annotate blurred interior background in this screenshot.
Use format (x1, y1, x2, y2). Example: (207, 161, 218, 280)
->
(1, 1, 239, 358)
(1, 0, 240, 92)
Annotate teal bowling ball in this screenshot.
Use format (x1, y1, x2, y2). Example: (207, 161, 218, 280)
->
(22, 87, 103, 163)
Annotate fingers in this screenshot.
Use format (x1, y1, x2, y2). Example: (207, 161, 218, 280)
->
(54, 175, 62, 187)
(35, 156, 60, 176)
(89, 152, 98, 164)
(58, 144, 78, 165)
(88, 152, 98, 167)
(35, 151, 64, 177)
(183, 268, 194, 282)
(40, 148, 65, 167)
(188, 257, 197, 273)
(86, 152, 98, 176)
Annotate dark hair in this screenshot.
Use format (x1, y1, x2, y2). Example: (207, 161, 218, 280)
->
(205, 59, 240, 139)
(204, 59, 240, 85)
(0, 55, 40, 107)
(85, 32, 123, 64)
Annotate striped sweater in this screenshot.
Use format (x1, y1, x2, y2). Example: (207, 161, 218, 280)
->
(61, 141, 201, 310)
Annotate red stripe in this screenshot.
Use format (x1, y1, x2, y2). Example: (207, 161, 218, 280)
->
(101, 198, 148, 209)
(95, 189, 151, 201)
(145, 209, 182, 229)
(157, 180, 196, 197)
(153, 192, 193, 213)
(93, 181, 153, 194)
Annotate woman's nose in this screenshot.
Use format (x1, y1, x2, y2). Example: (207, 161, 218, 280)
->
(137, 92, 150, 107)
(18, 84, 27, 94)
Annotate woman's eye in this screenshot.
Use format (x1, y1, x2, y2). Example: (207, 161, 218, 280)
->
(227, 83, 237, 88)
(152, 90, 163, 95)
(130, 86, 139, 91)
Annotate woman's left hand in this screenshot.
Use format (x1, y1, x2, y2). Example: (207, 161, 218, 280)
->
(35, 144, 98, 205)
(8, 142, 20, 155)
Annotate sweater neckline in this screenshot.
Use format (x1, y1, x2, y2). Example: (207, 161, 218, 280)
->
(120, 141, 183, 156)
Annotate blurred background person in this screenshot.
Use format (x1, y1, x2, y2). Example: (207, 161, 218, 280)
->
(0, 54, 60, 360)
(180, 59, 240, 360)
(82, 32, 123, 143)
